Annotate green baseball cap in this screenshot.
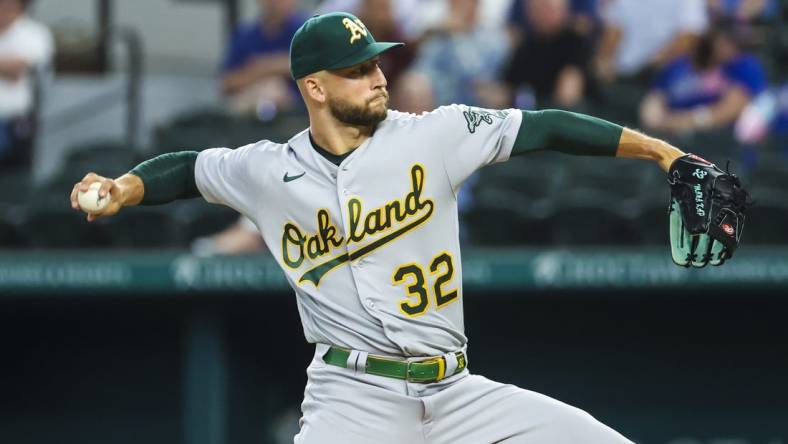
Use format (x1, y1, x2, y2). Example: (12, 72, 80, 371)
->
(289, 12, 404, 79)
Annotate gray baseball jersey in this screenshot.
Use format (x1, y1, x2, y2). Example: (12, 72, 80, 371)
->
(194, 104, 522, 357)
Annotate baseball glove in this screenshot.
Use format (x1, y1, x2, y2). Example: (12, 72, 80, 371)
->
(667, 153, 748, 267)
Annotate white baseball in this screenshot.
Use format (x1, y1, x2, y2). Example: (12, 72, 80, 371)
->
(77, 182, 110, 213)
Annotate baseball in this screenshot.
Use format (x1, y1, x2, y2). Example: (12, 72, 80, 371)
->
(77, 182, 110, 213)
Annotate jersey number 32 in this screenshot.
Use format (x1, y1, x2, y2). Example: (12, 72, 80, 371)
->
(392, 252, 458, 317)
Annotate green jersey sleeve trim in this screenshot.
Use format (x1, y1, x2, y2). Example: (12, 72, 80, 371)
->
(512, 110, 623, 157)
(128, 151, 201, 205)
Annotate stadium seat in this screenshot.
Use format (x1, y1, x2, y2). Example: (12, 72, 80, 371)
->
(466, 179, 563, 246)
(0, 218, 21, 247)
(153, 109, 309, 154)
(101, 207, 183, 248)
(265, 110, 310, 142)
(515, 213, 557, 246)
(0, 168, 31, 205)
(34, 170, 87, 210)
(169, 107, 237, 127)
(464, 206, 534, 246)
(683, 130, 740, 162)
(0, 205, 28, 248)
(464, 187, 544, 245)
(154, 124, 235, 153)
(478, 156, 567, 203)
(550, 207, 641, 246)
(635, 199, 671, 245)
(586, 79, 648, 128)
(20, 206, 109, 248)
(153, 108, 239, 153)
(560, 156, 663, 204)
(64, 141, 140, 178)
(230, 111, 309, 145)
(748, 160, 788, 189)
(174, 200, 242, 242)
(66, 140, 140, 165)
(549, 188, 642, 246)
(742, 186, 788, 244)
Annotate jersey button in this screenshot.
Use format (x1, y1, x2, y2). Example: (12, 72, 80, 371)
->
(365, 299, 375, 309)
(343, 189, 349, 196)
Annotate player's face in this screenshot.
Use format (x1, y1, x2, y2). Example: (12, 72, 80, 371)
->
(325, 58, 389, 127)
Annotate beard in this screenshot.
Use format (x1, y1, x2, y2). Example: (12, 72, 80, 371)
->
(328, 92, 389, 127)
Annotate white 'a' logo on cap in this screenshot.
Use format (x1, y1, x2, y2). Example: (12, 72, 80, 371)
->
(342, 18, 368, 44)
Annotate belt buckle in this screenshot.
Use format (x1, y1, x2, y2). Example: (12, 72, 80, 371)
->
(406, 357, 446, 383)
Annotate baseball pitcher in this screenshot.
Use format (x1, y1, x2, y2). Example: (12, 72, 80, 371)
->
(70, 12, 748, 444)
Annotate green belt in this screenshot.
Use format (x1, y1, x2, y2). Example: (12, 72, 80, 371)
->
(322, 346, 467, 383)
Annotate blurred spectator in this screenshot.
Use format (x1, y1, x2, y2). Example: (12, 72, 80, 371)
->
(355, 0, 416, 91)
(220, 0, 306, 118)
(191, 215, 266, 257)
(763, 86, 788, 159)
(317, 0, 511, 42)
(507, 0, 599, 46)
(318, 0, 416, 91)
(0, 0, 52, 171)
(735, 86, 777, 145)
(639, 23, 766, 136)
(317, 0, 422, 41)
(735, 84, 788, 167)
(733, 86, 776, 171)
(476, 0, 513, 31)
(499, 0, 591, 109)
(594, 0, 708, 84)
(396, 0, 510, 113)
(707, 0, 777, 22)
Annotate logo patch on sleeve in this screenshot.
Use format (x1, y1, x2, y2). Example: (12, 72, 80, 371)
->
(463, 107, 508, 134)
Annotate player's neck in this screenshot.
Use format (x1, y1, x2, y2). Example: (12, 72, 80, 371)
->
(309, 119, 374, 156)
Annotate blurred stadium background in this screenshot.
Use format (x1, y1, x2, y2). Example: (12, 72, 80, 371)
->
(1, 0, 787, 443)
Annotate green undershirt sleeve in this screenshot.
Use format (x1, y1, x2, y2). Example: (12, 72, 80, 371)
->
(512, 109, 624, 157)
(128, 151, 201, 205)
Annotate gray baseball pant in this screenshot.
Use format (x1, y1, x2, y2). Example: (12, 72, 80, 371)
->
(294, 344, 634, 444)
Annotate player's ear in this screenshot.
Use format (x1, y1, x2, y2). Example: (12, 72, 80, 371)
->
(301, 75, 327, 104)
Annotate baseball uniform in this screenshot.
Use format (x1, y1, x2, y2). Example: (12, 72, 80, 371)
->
(193, 104, 633, 444)
(103, 11, 744, 443)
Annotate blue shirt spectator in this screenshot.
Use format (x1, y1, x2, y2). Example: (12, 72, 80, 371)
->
(220, 0, 306, 116)
(653, 54, 766, 110)
(731, 85, 788, 172)
(639, 23, 765, 136)
(774, 88, 788, 135)
(221, 14, 304, 74)
(508, 0, 599, 31)
(708, 0, 778, 22)
(735, 85, 788, 161)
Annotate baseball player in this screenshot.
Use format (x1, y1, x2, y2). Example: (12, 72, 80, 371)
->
(69, 12, 748, 444)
